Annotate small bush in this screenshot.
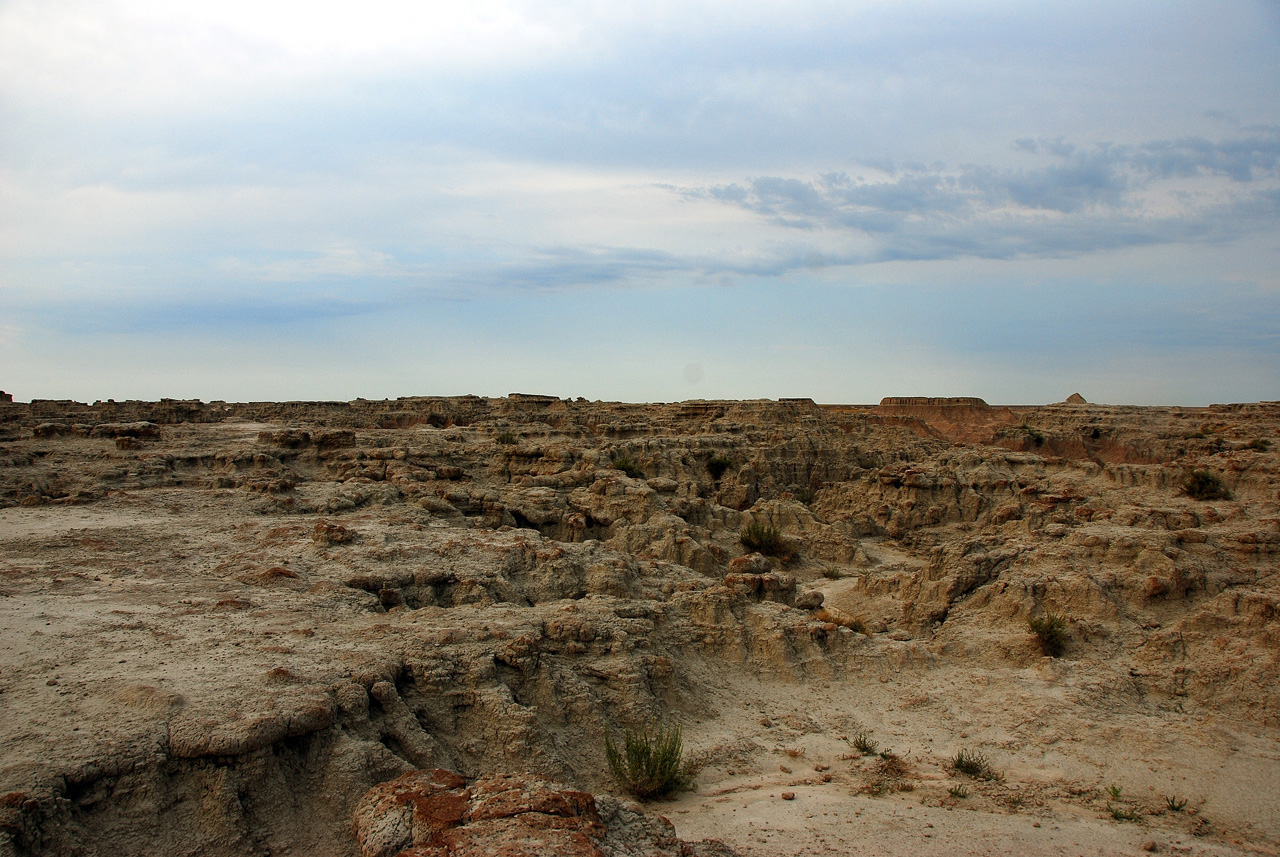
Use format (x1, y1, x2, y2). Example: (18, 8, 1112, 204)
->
(1183, 469, 1230, 501)
(851, 732, 879, 756)
(605, 722, 689, 800)
(1019, 423, 1047, 446)
(612, 456, 643, 479)
(950, 748, 999, 781)
(1108, 803, 1141, 822)
(495, 431, 517, 445)
(948, 784, 969, 799)
(1106, 784, 1123, 801)
(706, 455, 732, 479)
(740, 522, 790, 558)
(1028, 612, 1068, 657)
(1166, 795, 1188, 813)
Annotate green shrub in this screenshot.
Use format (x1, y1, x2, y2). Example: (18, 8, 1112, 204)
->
(1183, 469, 1230, 501)
(612, 456, 643, 479)
(1019, 423, 1047, 446)
(605, 722, 689, 800)
(1028, 611, 1068, 657)
(950, 748, 999, 781)
(706, 455, 732, 479)
(1166, 795, 1187, 813)
(948, 784, 969, 799)
(494, 431, 517, 445)
(740, 522, 789, 558)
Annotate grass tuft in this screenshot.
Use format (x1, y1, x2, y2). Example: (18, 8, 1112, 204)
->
(1166, 795, 1188, 813)
(851, 731, 879, 756)
(605, 722, 690, 801)
(494, 431, 517, 445)
(950, 748, 1000, 781)
(948, 784, 970, 799)
(1028, 611, 1068, 657)
(740, 522, 792, 559)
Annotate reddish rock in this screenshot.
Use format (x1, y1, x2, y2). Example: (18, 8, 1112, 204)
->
(353, 770, 739, 857)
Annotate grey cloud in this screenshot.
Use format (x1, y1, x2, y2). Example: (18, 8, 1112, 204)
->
(682, 133, 1280, 267)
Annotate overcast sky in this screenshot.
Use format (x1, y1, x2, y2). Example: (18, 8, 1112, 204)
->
(3, 0, 1278, 404)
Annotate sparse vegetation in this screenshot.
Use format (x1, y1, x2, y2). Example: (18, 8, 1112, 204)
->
(706, 455, 732, 479)
(851, 732, 879, 756)
(1019, 423, 1047, 446)
(495, 431, 517, 445)
(1166, 795, 1188, 813)
(1248, 438, 1272, 452)
(605, 722, 691, 800)
(1028, 611, 1068, 657)
(948, 784, 970, 799)
(740, 522, 790, 558)
(612, 456, 643, 479)
(1108, 802, 1141, 822)
(1183, 469, 1230, 501)
(950, 748, 999, 781)
(863, 750, 914, 795)
(1106, 784, 1123, 801)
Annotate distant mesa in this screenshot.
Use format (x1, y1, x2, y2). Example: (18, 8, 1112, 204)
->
(1065, 392, 1088, 405)
(0, 391, 12, 403)
(878, 396, 990, 409)
(507, 393, 559, 404)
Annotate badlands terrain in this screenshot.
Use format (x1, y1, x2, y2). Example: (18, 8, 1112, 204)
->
(0, 393, 1277, 856)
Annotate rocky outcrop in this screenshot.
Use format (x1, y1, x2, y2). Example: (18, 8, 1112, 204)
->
(353, 769, 738, 857)
(2, 394, 1279, 854)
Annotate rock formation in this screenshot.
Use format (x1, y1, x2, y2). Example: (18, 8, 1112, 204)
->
(0, 395, 1277, 855)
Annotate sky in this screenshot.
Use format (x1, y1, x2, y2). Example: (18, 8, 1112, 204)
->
(2, 0, 1279, 405)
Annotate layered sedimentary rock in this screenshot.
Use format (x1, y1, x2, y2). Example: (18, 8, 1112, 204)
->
(0, 394, 1277, 855)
